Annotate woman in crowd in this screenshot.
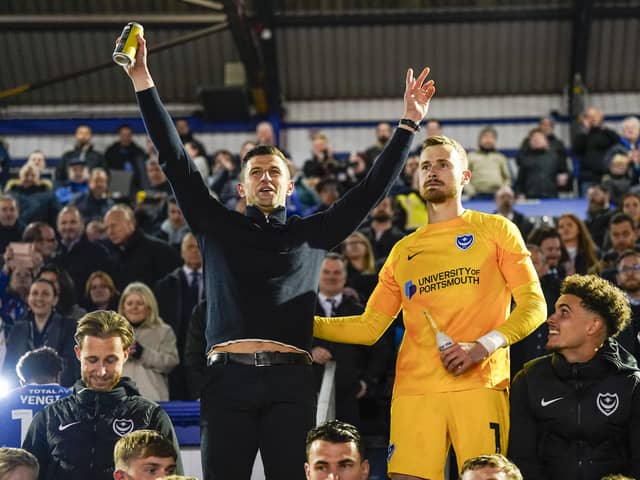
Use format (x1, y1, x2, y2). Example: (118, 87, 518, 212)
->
(83, 270, 120, 312)
(37, 264, 86, 321)
(3, 278, 77, 387)
(557, 213, 599, 275)
(342, 231, 378, 302)
(119, 282, 178, 401)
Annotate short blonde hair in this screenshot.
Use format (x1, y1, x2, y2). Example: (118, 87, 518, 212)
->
(461, 454, 522, 480)
(119, 282, 162, 328)
(113, 430, 176, 470)
(421, 135, 468, 169)
(0, 447, 39, 478)
(75, 310, 134, 350)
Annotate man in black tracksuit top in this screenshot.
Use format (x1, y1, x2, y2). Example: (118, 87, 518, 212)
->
(509, 274, 640, 480)
(22, 311, 182, 480)
(123, 33, 435, 479)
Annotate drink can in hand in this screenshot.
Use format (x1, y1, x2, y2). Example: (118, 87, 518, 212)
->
(113, 22, 144, 66)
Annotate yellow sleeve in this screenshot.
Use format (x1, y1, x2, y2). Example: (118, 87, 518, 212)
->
(313, 244, 403, 345)
(496, 280, 547, 345)
(493, 217, 547, 345)
(313, 304, 395, 346)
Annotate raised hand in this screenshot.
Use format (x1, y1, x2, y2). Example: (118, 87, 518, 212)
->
(117, 33, 154, 91)
(403, 67, 436, 124)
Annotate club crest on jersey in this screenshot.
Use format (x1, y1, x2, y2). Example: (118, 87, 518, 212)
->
(113, 418, 135, 437)
(596, 392, 619, 416)
(456, 234, 474, 251)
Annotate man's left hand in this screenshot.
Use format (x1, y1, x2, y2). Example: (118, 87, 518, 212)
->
(402, 67, 436, 124)
(440, 342, 489, 376)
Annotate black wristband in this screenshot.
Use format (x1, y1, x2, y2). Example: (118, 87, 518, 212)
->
(399, 118, 421, 132)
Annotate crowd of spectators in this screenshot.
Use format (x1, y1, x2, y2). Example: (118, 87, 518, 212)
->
(1, 107, 640, 478)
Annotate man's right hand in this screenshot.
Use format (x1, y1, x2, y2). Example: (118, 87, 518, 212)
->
(311, 346, 333, 365)
(118, 33, 155, 92)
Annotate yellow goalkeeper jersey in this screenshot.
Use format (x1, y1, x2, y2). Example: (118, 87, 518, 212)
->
(315, 209, 546, 396)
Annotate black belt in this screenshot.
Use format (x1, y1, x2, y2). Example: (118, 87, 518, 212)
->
(207, 351, 312, 367)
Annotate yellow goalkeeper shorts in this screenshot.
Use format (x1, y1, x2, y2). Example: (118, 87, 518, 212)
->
(387, 388, 509, 479)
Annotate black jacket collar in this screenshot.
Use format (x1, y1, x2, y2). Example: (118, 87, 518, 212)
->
(73, 377, 141, 406)
(551, 337, 638, 380)
(246, 205, 287, 225)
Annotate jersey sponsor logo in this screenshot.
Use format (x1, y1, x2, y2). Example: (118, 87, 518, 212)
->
(596, 392, 619, 416)
(407, 251, 423, 261)
(113, 418, 135, 437)
(540, 396, 563, 407)
(456, 234, 474, 251)
(58, 421, 81, 432)
(387, 443, 395, 463)
(416, 267, 480, 294)
(404, 280, 417, 300)
(20, 394, 64, 405)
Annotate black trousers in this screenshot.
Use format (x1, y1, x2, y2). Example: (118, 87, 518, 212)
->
(201, 363, 315, 480)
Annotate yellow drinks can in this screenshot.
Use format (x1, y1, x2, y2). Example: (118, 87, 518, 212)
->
(113, 22, 144, 66)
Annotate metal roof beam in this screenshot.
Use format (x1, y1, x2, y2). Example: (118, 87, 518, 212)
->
(222, 0, 281, 116)
(568, 0, 594, 138)
(0, 14, 226, 30)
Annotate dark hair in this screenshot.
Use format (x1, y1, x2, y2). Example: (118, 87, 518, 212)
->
(22, 222, 53, 242)
(16, 346, 63, 384)
(118, 124, 133, 133)
(316, 178, 339, 194)
(527, 226, 569, 263)
(558, 213, 598, 270)
(622, 192, 640, 207)
(37, 264, 76, 313)
(528, 127, 546, 138)
(185, 141, 204, 157)
(591, 183, 611, 195)
(561, 274, 631, 338)
(323, 252, 347, 275)
(610, 212, 635, 229)
(30, 277, 58, 297)
(305, 420, 364, 460)
(461, 454, 522, 480)
(479, 125, 497, 138)
(527, 226, 561, 246)
(616, 249, 640, 269)
(241, 145, 288, 170)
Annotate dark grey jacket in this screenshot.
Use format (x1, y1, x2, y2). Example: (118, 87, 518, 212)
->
(509, 338, 640, 480)
(22, 377, 182, 480)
